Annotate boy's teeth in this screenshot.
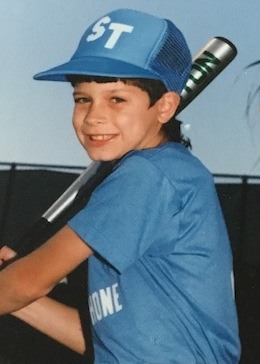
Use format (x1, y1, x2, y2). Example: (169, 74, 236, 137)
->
(91, 135, 111, 141)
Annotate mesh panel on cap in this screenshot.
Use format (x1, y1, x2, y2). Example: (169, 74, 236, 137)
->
(149, 20, 192, 93)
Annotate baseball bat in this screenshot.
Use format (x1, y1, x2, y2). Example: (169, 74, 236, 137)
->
(1, 36, 237, 259)
(176, 36, 237, 114)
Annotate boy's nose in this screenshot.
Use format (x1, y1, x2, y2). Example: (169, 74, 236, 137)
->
(84, 103, 106, 125)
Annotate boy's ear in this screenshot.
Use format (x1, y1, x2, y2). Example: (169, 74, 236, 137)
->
(157, 92, 180, 124)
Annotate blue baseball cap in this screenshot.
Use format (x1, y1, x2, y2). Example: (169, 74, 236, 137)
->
(34, 8, 192, 94)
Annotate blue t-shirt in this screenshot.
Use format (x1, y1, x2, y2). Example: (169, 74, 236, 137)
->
(69, 142, 241, 363)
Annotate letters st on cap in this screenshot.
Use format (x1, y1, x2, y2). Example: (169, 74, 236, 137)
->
(86, 16, 134, 49)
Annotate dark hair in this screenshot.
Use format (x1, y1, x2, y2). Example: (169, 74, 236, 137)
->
(67, 75, 191, 148)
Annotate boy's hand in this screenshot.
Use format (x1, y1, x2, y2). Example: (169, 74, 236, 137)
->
(0, 246, 17, 267)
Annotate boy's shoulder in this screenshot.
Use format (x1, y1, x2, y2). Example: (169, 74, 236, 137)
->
(118, 142, 213, 186)
(124, 142, 209, 173)
(121, 142, 214, 188)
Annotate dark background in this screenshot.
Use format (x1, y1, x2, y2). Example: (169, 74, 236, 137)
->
(0, 165, 259, 363)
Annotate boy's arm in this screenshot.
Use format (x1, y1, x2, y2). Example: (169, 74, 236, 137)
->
(0, 225, 93, 315)
(12, 296, 86, 355)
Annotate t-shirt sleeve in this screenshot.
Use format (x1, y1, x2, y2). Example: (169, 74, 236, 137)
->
(68, 154, 181, 272)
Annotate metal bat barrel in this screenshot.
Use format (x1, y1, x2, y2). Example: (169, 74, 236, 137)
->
(176, 37, 237, 114)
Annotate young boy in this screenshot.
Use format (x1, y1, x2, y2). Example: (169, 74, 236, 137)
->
(0, 8, 240, 363)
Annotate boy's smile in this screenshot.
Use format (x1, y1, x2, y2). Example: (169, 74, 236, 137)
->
(72, 81, 168, 161)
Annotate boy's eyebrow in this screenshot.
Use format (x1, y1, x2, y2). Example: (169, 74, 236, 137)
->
(72, 90, 92, 98)
(72, 88, 134, 96)
(72, 91, 83, 96)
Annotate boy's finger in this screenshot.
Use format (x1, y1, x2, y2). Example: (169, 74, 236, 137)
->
(0, 246, 17, 261)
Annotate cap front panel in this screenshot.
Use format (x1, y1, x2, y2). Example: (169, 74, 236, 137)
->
(73, 9, 166, 69)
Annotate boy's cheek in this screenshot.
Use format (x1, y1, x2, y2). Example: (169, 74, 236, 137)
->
(72, 118, 82, 134)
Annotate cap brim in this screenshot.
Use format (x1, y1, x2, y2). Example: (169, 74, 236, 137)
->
(33, 56, 161, 81)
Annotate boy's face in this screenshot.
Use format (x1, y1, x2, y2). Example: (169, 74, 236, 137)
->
(72, 81, 169, 161)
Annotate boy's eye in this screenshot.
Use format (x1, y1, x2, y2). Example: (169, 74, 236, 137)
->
(74, 97, 90, 104)
(112, 97, 125, 103)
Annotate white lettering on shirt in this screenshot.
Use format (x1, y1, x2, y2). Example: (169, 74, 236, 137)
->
(88, 283, 123, 325)
(86, 16, 134, 49)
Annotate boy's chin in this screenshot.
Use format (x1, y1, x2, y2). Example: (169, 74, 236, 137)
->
(86, 145, 133, 162)
(87, 151, 122, 162)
